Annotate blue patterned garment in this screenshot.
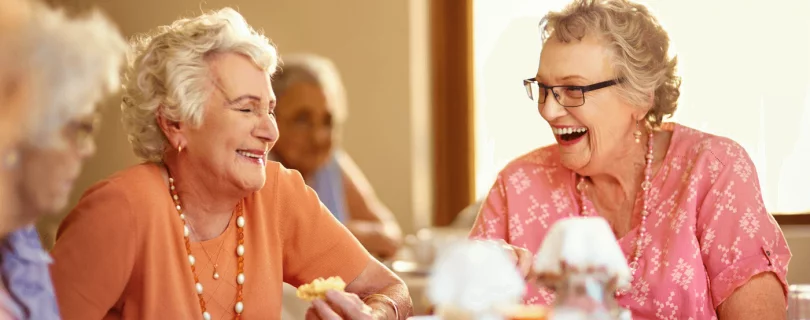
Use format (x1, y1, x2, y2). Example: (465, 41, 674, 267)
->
(0, 225, 61, 319)
(309, 153, 348, 223)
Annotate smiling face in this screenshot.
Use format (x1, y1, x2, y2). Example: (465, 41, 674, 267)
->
(273, 82, 335, 176)
(536, 34, 646, 175)
(18, 113, 98, 215)
(172, 52, 278, 193)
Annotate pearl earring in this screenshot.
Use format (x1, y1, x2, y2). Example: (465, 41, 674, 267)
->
(633, 120, 642, 144)
(177, 145, 184, 153)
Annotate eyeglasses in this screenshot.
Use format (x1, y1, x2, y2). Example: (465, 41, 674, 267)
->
(523, 78, 622, 107)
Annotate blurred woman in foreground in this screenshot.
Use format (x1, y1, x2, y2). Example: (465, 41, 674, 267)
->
(0, 2, 126, 319)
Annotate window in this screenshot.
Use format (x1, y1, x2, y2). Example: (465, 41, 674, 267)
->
(473, 0, 810, 213)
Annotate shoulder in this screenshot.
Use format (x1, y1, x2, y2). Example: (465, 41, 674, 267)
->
(495, 144, 572, 190)
(253, 161, 317, 221)
(503, 144, 562, 171)
(82, 163, 164, 199)
(68, 163, 167, 227)
(667, 123, 754, 177)
(484, 145, 576, 219)
(265, 160, 308, 198)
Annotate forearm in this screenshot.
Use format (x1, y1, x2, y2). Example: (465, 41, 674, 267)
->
(346, 221, 401, 257)
(364, 283, 412, 320)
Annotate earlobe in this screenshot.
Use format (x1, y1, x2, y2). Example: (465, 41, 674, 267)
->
(155, 108, 185, 151)
(633, 93, 655, 122)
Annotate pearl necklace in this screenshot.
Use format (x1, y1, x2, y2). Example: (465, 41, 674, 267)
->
(576, 131, 654, 296)
(168, 175, 246, 320)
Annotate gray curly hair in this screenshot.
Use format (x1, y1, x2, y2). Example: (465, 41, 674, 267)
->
(121, 8, 278, 162)
(540, 0, 681, 127)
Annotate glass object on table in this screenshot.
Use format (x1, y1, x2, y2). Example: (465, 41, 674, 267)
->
(427, 240, 526, 320)
(532, 217, 632, 320)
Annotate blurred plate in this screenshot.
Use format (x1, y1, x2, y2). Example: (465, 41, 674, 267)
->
(387, 260, 431, 276)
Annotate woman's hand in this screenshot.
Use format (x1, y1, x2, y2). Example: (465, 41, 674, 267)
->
(489, 239, 537, 281)
(305, 290, 384, 320)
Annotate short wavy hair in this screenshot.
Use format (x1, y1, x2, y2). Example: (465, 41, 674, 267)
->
(122, 8, 278, 162)
(540, 0, 681, 127)
(24, 3, 126, 148)
(272, 53, 348, 124)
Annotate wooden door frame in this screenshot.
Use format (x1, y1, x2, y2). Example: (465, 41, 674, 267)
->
(431, 0, 475, 226)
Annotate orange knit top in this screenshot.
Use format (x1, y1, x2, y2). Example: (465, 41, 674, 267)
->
(50, 162, 371, 319)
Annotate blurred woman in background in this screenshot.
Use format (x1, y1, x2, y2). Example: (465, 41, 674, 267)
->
(0, 2, 126, 318)
(0, 0, 33, 239)
(271, 54, 403, 259)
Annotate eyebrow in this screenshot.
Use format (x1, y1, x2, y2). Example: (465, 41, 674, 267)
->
(535, 74, 590, 84)
(213, 80, 260, 106)
(226, 94, 261, 105)
(560, 75, 589, 82)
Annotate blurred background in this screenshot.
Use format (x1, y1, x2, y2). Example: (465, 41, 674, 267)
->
(34, 0, 810, 314)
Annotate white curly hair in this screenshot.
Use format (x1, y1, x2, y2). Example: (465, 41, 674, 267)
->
(21, 3, 126, 149)
(121, 8, 279, 162)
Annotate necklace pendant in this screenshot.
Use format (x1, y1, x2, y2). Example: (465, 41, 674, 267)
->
(213, 266, 220, 280)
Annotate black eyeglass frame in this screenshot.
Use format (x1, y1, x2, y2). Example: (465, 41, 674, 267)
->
(522, 78, 623, 107)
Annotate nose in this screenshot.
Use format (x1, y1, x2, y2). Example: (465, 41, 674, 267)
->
(254, 113, 279, 146)
(538, 94, 568, 123)
(313, 125, 331, 148)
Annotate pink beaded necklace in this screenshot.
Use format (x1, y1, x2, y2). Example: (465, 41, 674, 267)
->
(576, 131, 655, 296)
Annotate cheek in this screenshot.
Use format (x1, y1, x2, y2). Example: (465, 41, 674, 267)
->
(24, 150, 75, 202)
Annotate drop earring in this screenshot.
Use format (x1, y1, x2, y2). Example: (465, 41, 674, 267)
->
(633, 120, 642, 144)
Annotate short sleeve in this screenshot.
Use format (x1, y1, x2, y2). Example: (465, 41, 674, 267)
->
(50, 180, 137, 319)
(278, 168, 371, 287)
(470, 173, 509, 240)
(695, 142, 791, 309)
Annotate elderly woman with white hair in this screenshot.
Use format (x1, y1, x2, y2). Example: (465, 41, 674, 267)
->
(270, 54, 403, 259)
(0, 2, 126, 319)
(50, 8, 412, 320)
(0, 0, 32, 234)
(471, 0, 790, 318)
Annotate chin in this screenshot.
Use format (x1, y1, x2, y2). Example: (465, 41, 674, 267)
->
(559, 153, 591, 173)
(36, 197, 69, 218)
(242, 175, 267, 193)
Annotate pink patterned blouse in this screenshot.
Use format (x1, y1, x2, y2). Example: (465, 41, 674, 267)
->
(471, 123, 791, 319)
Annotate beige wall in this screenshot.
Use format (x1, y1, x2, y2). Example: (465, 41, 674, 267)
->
(40, 0, 432, 246)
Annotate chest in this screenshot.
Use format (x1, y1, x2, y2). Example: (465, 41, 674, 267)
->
(512, 184, 714, 318)
(586, 197, 640, 240)
(118, 214, 286, 319)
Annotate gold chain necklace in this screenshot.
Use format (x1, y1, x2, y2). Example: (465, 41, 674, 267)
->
(168, 175, 246, 319)
(185, 216, 228, 280)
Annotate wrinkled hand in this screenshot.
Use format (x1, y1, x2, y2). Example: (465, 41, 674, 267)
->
(305, 290, 377, 320)
(489, 239, 538, 281)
